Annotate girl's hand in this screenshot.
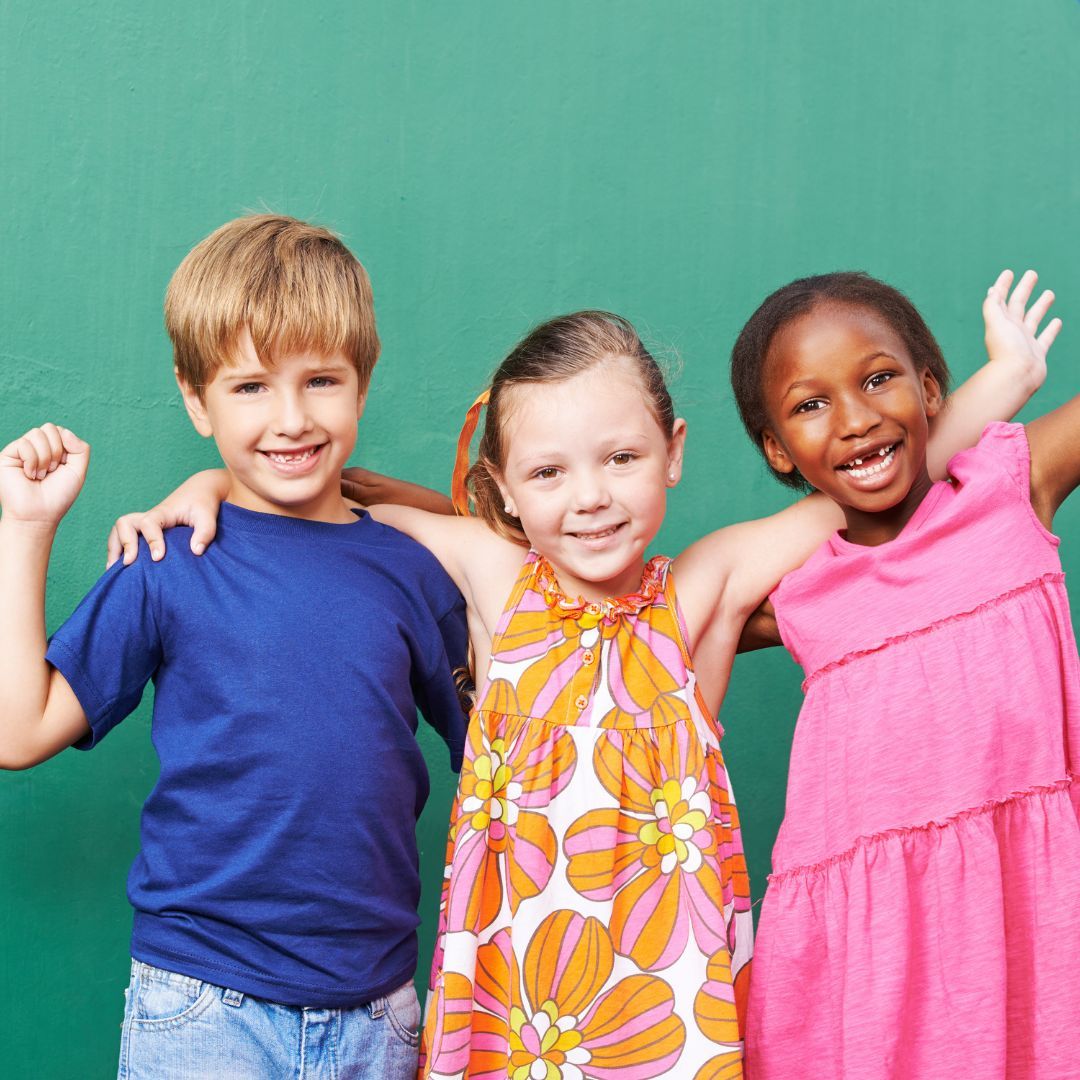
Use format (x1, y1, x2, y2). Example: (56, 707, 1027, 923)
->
(342, 467, 455, 516)
(0, 424, 90, 529)
(105, 469, 228, 568)
(983, 269, 1061, 394)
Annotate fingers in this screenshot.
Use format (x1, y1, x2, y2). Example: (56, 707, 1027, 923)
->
(1025, 288, 1055, 333)
(189, 515, 215, 556)
(115, 514, 147, 566)
(7, 423, 75, 480)
(341, 478, 365, 506)
(1007, 269, 1038, 316)
(141, 514, 167, 562)
(988, 268, 1014, 304)
(1037, 317, 1063, 353)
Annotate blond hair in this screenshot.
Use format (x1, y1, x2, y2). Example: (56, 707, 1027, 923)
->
(165, 214, 380, 395)
(461, 311, 676, 543)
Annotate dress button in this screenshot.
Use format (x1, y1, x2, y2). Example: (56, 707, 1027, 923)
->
(582, 650, 595, 666)
(574, 694, 589, 710)
(586, 602, 602, 615)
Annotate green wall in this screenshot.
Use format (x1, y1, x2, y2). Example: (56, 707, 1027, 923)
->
(2, 2, 1078, 1075)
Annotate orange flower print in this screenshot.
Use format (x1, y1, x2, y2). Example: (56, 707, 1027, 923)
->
(425, 909, 686, 1080)
(564, 724, 731, 970)
(444, 713, 577, 934)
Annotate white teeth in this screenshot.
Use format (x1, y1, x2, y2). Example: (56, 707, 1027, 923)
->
(267, 448, 316, 464)
(845, 447, 895, 479)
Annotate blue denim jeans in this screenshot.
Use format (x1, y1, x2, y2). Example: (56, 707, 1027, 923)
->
(117, 960, 420, 1080)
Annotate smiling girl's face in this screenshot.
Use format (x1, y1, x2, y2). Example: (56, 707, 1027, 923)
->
(495, 355, 685, 600)
(760, 301, 942, 546)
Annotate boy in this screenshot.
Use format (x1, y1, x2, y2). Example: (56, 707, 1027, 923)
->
(0, 215, 468, 1079)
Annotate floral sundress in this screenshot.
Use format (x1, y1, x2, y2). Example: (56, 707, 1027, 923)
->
(419, 551, 753, 1080)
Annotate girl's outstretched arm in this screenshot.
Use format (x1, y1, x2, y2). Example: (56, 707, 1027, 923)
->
(927, 269, 1059, 476)
(1027, 393, 1080, 529)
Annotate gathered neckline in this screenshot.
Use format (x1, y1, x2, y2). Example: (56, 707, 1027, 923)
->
(533, 553, 668, 625)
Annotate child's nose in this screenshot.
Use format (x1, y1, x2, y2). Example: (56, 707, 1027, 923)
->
(837, 394, 881, 438)
(273, 392, 314, 437)
(571, 472, 611, 512)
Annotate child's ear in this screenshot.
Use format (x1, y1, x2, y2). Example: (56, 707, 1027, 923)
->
(491, 468, 517, 519)
(921, 369, 943, 418)
(666, 418, 688, 487)
(176, 369, 213, 438)
(762, 428, 797, 476)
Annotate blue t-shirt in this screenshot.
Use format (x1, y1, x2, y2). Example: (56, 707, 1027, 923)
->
(46, 503, 467, 1007)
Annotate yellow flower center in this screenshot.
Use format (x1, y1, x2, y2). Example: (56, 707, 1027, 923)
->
(507, 1001, 586, 1080)
(639, 777, 710, 873)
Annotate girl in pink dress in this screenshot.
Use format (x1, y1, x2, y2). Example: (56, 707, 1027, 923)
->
(730, 271, 1079, 1078)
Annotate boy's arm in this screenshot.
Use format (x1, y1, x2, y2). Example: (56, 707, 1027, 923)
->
(927, 269, 1059, 478)
(0, 425, 92, 769)
(1027, 394, 1080, 529)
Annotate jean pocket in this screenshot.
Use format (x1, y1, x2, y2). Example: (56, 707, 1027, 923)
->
(129, 964, 216, 1029)
(383, 980, 421, 1047)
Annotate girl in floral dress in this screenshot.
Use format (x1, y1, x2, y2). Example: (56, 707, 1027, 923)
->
(114, 279, 1053, 1079)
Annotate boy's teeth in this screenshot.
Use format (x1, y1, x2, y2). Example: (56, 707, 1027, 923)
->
(267, 448, 316, 463)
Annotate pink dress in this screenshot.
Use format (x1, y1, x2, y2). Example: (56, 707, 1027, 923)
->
(747, 423, 1080, 1079)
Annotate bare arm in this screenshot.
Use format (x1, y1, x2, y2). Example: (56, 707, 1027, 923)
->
(736, 598, 781, 653)
(105, 467, 456, 568)
(0, 425, 92, 769)
(680, 268, 1061, 649)
(927, 269, 1059, 477)
(1027, 393, 1080, 529)
(342, 467, 454, 516)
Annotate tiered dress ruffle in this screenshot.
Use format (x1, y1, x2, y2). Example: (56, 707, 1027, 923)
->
(748, 423, 1080, 1079)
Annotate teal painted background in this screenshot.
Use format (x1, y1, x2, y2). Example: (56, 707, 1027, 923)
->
(2, 2, 1078, 1075)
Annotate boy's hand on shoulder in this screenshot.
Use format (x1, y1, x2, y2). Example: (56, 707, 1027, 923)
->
(983, 268, 1061, 395)
(0, 424, 89, 530)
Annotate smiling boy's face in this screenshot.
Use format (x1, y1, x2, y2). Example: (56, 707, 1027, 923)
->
(179, 328, 365, 523)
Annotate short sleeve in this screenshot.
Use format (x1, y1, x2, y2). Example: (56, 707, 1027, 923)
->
(45, 545, 164, 750)
(411, 596, 469, 772)
(948, 421, 1031, 497)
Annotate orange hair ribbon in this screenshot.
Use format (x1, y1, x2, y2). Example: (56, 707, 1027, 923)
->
(451, 388, 490, 516)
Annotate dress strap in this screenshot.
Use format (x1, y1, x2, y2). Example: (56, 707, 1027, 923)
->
(487, 550, 543, 658)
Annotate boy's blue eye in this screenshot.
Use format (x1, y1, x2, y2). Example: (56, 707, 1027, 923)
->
(234, 383, 264, 395)
(309, 376, 337, 389)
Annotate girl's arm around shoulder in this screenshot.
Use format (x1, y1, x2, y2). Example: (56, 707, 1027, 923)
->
(1026, 392, 1080, 529)
(365, 504, 527, 637)
(672, 492, 840, 655)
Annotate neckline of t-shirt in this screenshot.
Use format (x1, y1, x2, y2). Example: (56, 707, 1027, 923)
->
(827, 478, 951, 557)
(217, 501, 369, 539)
